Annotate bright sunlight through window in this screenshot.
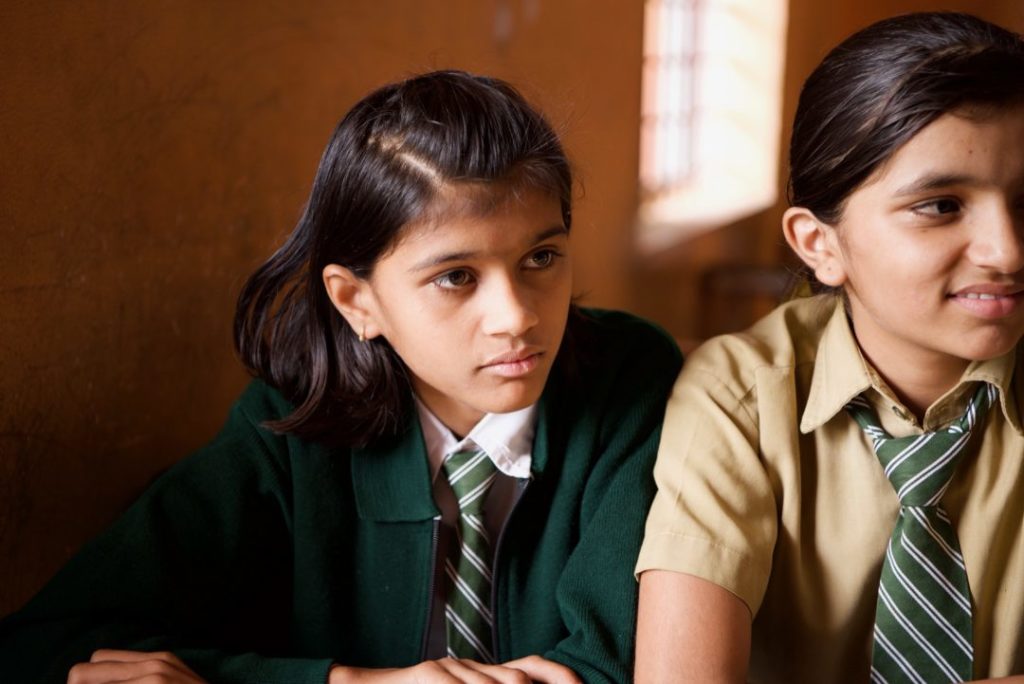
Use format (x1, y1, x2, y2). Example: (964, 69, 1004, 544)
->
(638, 0, 788, 251)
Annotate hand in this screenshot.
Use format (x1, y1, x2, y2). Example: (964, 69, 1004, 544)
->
(329, 655, 580, 683)
(502, 655, 580, 684)
(67, 649, 207, 684)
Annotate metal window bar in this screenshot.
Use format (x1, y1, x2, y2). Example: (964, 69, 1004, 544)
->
(640, 0, 700, 195)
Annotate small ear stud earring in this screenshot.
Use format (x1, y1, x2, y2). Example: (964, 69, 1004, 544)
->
(358, 326, 366, 343)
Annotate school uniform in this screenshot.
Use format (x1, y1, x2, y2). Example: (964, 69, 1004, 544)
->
(637, 294, 1024, 682)
(415, 396, 536, 659)
(0, 308, 681, 684)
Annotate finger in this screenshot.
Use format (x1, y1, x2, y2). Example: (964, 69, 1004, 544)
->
(70, 659, 182, 684)
(431, 657, 504, 683)
(502, 656, 581, 684)
(73, 652, 202, 684)
(447, 659, 531, 684)
(89, 650, 185, 666)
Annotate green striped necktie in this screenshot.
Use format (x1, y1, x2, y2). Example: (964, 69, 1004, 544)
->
(846, 382, 995, 684)
(442, 448, 498, 662)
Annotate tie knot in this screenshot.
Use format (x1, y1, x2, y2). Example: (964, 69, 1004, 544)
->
(846, 383, 995, 507)
(442, 448, 497, 514)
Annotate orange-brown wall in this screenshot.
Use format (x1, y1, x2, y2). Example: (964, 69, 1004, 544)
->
(3, 1, 1024, 618)
(0, 0, 646, 616)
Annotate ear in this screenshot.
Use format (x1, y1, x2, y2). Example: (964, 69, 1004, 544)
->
(322, 264, 383, 340)
(782, 207, 847, 288)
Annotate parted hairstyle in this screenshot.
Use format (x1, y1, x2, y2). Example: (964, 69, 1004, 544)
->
(234, 70, 576, 447)
(789, 11, 1024, 227)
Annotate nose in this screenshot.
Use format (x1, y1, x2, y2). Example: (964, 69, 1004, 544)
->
(969, 203, 1024, 274)
(480, 275, 540, 337)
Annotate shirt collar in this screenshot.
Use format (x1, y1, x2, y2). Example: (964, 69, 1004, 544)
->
(800, 297, 1022, 435)
(415, 397, 536, 481)
(960, 348, 1022, 435)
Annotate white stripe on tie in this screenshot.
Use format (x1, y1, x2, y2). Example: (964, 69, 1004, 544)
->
(442, 448, 498, 662)
(845, 382, 991, 682)
(445, 605, 494, 662)
(877, 585, 961, 681)
(873, 627, 928, 684)
(906, 507, 966, 569)
(886, 543, 973, 653)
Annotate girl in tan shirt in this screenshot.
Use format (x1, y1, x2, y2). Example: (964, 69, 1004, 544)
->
(637, 12, 1024, 683)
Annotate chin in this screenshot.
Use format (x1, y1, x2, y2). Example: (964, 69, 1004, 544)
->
(954, 332, 1023, 362)
(482, 385, 545, 415)
(484, 397, 536, 415)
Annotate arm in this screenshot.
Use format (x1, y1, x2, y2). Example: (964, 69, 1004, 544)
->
(539, 313, 684, 683)
(0, 383, 333, 683)
(635, 571, 750, 684)
(632, 335, 777, 683)
(330, 657, 578, 683)
(0, 380, 578, 684)
(63, 651, 580, 684)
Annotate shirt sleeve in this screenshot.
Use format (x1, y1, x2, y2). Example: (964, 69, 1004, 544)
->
(635, 342, 778, 616)
(0, 382, 334, 684)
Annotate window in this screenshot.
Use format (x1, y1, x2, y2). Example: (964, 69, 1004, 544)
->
(638, 0, 788, 251)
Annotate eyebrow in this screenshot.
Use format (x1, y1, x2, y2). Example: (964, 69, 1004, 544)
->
(409, 225, 568, 272)
(892, 173, 980, 197)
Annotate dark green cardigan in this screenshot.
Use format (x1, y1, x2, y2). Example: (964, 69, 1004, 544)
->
(0, 309, 681, 683)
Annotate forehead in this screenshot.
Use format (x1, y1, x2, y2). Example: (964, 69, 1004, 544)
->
(868, 104, 1024, 187)
(392, 184, 565, 250)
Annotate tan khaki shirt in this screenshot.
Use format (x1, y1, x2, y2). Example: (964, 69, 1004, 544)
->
(637, 295, 1024, 682)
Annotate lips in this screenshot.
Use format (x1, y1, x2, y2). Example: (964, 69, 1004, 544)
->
(482, 348, 542, 366)
(480, 348, 544, 378)
(951, 282, 1024, 297)
(949, 283, 1024, 318)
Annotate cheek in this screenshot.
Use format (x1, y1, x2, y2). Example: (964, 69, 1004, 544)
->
(846, 231, 936, 284)
(536, 284, 572, 336)
(546, 267, 574, 307)
(377, 299, 445, 359)
(900, 241, 960, 292)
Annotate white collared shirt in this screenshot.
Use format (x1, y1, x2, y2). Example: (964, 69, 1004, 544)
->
(414, 397, 537, 658)
(416, 399, 535, 482)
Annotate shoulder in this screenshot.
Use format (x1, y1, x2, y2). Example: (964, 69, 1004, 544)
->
(195, 379, 295, 458)
(233, 377, 298, 425)
(116, 381, 306, 524)
(168, 379, 325, 484)
(541, 310, 680, 487)
(682, 295, 836, 392)
(551, 308, 682, 429)
(572, 307, 682, 376)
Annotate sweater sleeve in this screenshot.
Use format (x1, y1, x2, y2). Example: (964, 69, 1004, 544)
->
(542, 312, 683, 683)
(0, 382, 334, 684)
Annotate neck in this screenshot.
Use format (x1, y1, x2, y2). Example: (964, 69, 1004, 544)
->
(854, 335, 969, 422)
(412, 385, 485, 440)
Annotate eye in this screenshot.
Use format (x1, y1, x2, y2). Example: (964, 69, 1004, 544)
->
(525, 248, 560, 269)
(912, 197, 962, 217)
(433, 269, 474, 290)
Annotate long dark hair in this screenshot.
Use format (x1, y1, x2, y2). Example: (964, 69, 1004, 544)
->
(789, 12, 1024, 227)
(234, 70, 574, 446)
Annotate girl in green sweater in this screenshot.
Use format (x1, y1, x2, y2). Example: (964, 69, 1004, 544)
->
(0, 71, 680, 683)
